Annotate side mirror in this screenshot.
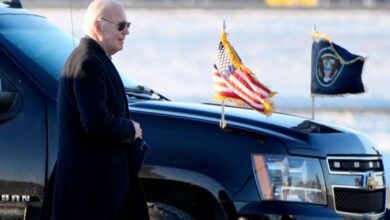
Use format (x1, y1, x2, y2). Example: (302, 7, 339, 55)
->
(0, 90, 22, 122)
(0, 91, 17, 111)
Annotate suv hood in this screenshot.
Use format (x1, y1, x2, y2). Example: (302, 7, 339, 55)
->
(130, 101, 379, 158)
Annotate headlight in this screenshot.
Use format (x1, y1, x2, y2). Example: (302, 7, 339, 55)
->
(252, 155, 327, 205)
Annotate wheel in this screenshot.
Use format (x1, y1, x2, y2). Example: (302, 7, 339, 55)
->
(148, 202, 194, 220)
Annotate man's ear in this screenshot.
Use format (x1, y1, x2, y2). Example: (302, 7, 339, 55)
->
(94, 20, 103, 36)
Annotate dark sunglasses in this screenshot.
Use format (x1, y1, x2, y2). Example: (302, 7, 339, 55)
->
(100, 17, 131, 31)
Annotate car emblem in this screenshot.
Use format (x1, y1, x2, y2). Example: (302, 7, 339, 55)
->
(365, 171, 378, 190)
(1, 194, 30, 202)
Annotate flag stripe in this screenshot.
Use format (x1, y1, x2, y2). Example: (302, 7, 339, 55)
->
(227, 77, 264, 104)
(235, 69, 271, 97)
(216, 70, 262, 106)
(226, 78, 266, 107)
(214, 73, 261, 107)
(231, 71, 269, 100)
(241, 69, 272, 94)
(215, 71, 266, 110)
(214, 62, 271, 100)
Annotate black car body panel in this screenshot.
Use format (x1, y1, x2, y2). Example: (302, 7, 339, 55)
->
(131, 101, 378, 158)
(0, 3, 387, 219)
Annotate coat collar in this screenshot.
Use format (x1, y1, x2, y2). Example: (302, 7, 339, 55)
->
(80, 36, 112, 59)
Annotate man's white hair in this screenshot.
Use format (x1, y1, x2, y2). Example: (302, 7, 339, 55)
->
(83, 0, 123, 38)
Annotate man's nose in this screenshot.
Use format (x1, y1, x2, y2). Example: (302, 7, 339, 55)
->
(122, 26, 130, 35)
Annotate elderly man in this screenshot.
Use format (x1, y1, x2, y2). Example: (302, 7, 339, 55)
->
(40, 0, 149, 219)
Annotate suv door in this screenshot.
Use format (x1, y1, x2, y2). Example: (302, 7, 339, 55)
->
(0, 52, 46, 212)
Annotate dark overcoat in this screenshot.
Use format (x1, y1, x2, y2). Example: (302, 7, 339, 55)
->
(41, 37, 149, 220)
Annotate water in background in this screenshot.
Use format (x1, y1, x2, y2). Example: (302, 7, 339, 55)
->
(34, 7, 390, 182)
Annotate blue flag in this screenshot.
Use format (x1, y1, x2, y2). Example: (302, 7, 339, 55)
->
(311, 31, 365, 95)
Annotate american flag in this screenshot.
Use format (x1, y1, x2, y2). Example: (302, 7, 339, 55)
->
(213, 32, 275, 115)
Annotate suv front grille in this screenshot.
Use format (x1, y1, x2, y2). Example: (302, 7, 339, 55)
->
(334, 188, 385, 213)
(328, 158, 383, 173)
(327, 156, 386, 217)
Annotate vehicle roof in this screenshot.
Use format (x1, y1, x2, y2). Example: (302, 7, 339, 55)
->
(0, 3, 41, 16)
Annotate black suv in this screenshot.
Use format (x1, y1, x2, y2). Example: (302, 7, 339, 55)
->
(0, 2, 388, 220)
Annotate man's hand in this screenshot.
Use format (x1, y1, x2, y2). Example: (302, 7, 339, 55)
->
(132, 120, 142, 140)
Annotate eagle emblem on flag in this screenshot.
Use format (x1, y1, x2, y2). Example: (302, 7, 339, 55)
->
(317, 52, 341, 86)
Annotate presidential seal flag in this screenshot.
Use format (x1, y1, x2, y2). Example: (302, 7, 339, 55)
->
(311, 30, 366, 95)
(213, 32, 276, 115)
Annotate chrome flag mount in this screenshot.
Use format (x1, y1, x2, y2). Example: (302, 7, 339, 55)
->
(213, 31, 276, 124)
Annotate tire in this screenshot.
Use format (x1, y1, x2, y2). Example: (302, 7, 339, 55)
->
(148, 202, 194, 220)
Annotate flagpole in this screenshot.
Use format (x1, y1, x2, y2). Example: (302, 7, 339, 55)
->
(220, 100, 227, 128)
(219, 19, 227, 129)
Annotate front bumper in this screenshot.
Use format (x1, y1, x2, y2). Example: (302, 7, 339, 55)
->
(234, 201, 387, 220)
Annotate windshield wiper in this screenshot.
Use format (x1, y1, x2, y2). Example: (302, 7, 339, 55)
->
(125, 85, 170, 101)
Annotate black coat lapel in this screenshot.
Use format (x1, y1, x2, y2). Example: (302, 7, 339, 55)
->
(82, 37, 130, 118)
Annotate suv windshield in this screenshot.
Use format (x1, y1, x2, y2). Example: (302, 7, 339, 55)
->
(0, 13, 137, 87)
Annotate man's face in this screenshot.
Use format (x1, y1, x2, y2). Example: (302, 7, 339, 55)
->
(99, 5, 129, 55)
